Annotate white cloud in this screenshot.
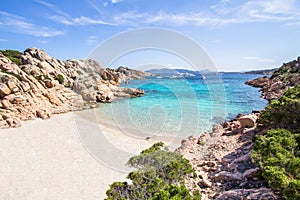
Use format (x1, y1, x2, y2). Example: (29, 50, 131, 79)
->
(245, 0, 296, 15)
(0, 11, 63, 37)
(34, 0, 69, 17)
(108, 0, 299, 28)
(0, 38, 8, 42)
(111, 0, 122, 4)
(37, 0, 300, 29)
(87, 36, 98, 45)
(51, 15, 115, 26)
(36, 0, 114, 26)
(38, 40, 48, 44)
(210, 0, 300, 25)
(243, 56, 275, 63)
(112, 11, 241, 27)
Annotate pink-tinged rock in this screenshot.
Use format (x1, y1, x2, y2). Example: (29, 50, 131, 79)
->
(237, 114, 258, 128)
(213, 171, 242, 181)
(36, 110, 51, 119)
(6, 117, 21, 128)
(44, 93, 62, 106)
(21, 82, 31, 92)
(242, 168, 259, 178)
(38, 61, 55, 73)
(7, 80, 19, 93)
(0, 83, 11, 97)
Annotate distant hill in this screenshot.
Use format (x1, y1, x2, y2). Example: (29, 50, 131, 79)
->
(145, 68, 212, 78)
(243, 68, 278, 75)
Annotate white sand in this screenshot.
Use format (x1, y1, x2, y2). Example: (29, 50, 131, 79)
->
(0, 110, 168, 199)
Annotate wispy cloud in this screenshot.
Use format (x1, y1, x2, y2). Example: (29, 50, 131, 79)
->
(87, 36, 98, 45)
(112, 11, 241, 27)
(36, 0, 114, 26)
(38, 40, 48, 44)
(0, 11, 63, 37)
(36, 0, 300, 28)
(110, 0, 300, 27)
(51, 15, 115, 26)
(211, 0, 300, 24)
(243, 56, 276, 63)
(0, 38, 8, 42)
(111, 0, 122, 4)
(34, 0, 69, 18)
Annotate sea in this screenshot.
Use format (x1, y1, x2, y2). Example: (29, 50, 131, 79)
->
(94, 73, 267, 140)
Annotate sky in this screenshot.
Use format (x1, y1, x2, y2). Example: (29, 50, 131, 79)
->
(0, 0, 300, 72)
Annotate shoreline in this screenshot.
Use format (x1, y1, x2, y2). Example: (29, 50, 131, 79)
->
(0, 109, 167, 199)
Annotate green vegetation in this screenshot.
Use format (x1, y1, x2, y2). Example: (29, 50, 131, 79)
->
(0, 49, 22, 65)
(272, 61, 300, 84)
(252, 83, 300, 199)
(105, 142, 200, 200)
(258, 84, 300, 131)
(43, 75, 51, 80)
(0, 69, 21, 81)
(55, 74, 64, 84)
(272, 61, 299, 77)
(251, 129, 300, 199)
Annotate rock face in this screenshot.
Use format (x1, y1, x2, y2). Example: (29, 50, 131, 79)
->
(176, 112, 282, 199)
(0, 48, 149, 128)
(246, 56, 300, 100)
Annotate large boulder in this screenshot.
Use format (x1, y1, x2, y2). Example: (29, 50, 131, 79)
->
(0, 83, 11, 97)
(237, 114, 258, 128)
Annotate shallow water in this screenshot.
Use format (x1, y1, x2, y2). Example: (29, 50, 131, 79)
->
(95, 73, 267, 139)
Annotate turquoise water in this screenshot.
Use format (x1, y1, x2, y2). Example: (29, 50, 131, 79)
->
(96, 73, 267, 138)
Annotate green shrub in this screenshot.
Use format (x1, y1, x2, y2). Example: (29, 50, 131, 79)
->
(0, 69, 21, 81)
(43, 75, 51, 80)
(55, 74, 64, 84)
(258, 84, 300, 132)
(0, 49, 22, 65)
(105, 142, 200, 200)
(251, 129, 300, 199)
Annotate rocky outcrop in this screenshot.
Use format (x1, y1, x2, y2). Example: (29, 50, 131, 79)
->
(177, 57, 300, 199)
(176, 112, 282, 199)
(115, 66, 153, 82)
(0, 48, 148, 128)
(246, 56, 300, 100)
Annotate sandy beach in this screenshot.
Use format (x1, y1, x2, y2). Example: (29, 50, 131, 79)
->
(0, 110, 165, 199)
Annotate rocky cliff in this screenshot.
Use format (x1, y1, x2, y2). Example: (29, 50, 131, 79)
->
(246, 56, 300, 100)
(0, 48, 149, 128)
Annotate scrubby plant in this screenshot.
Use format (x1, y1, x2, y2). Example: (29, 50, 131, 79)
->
(43, 75, 51, 80)
(55, 74, 64, 84)
(251, 129, 300, 199)
(0, 49, 22, 65)
(105, 142, 200, 200)
(0, 70, 21, 81)
(258, 84, 300, 132)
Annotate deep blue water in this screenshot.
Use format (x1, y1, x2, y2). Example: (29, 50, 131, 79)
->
(96, 73, 267, 138)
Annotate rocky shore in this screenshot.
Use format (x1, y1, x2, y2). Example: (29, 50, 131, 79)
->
(176, 56, 300, 199)
(177, 112, 282, 199)
(0, 48, 151, 128)
(246, 56, 300, 100)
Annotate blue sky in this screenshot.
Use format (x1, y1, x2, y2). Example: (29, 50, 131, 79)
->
(0, 0, 300, 71)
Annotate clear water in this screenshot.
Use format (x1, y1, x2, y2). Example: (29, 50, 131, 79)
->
(95, 73, 267, 139)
